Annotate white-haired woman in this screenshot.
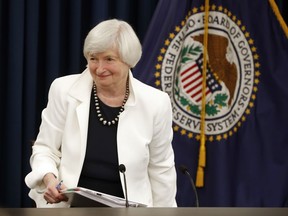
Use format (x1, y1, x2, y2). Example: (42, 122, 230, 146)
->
(25, 19, 177, 208)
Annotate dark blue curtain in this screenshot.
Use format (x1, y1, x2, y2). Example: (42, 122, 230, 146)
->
(0, 0, 158, 207)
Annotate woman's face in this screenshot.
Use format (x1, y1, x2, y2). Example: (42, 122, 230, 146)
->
(87, 49, 129, 90)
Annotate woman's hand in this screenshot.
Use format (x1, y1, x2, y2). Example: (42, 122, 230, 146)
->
(43, 173, 68, 204)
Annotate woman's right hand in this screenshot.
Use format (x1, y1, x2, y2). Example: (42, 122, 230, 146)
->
(43, 173, 68, 204)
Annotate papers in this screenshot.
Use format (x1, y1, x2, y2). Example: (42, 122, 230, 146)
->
(61, 187, 147, 208)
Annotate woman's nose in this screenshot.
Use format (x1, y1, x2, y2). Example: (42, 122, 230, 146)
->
(96, 61, 105, 72)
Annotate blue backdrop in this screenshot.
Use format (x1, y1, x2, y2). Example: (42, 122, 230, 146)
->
(134, 0, 288, 207)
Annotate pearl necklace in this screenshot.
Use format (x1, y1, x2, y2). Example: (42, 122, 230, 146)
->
(93, 81, 129, 126)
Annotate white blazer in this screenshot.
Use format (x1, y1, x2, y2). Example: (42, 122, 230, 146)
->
(25, 69, 177, 207)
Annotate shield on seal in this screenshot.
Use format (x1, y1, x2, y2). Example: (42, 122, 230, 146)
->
(179, 53, 222, 105)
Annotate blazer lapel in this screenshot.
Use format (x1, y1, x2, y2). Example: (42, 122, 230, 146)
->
(68, 69, 93, 161)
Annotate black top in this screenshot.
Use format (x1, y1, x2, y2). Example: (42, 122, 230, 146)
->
(77, 89, 124, 198)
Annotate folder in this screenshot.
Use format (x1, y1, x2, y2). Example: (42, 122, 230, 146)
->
(61, 187, 147, 207)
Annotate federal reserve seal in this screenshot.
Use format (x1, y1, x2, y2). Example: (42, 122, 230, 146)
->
(156, 5, 260, 141)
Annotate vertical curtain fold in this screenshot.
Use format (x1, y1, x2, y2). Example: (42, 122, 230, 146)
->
(4, 0, 25, 207)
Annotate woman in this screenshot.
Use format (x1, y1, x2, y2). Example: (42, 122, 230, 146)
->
(25, 19, 177, 207)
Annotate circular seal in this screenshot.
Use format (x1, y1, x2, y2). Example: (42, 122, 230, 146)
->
(158, 6, 260, 141)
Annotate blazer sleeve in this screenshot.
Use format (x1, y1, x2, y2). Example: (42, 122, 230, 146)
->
(148, 92, 177, 207)
(25, 78, 68, 191)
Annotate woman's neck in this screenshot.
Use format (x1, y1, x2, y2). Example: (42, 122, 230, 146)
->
(97, 92, 126, 107)
(96, 82, 129, 107)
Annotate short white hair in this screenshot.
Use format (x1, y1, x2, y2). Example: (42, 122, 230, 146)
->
(83, 19, 142, 68)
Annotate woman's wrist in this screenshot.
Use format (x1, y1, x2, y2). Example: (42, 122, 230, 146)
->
(43, 173, 57, 186)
